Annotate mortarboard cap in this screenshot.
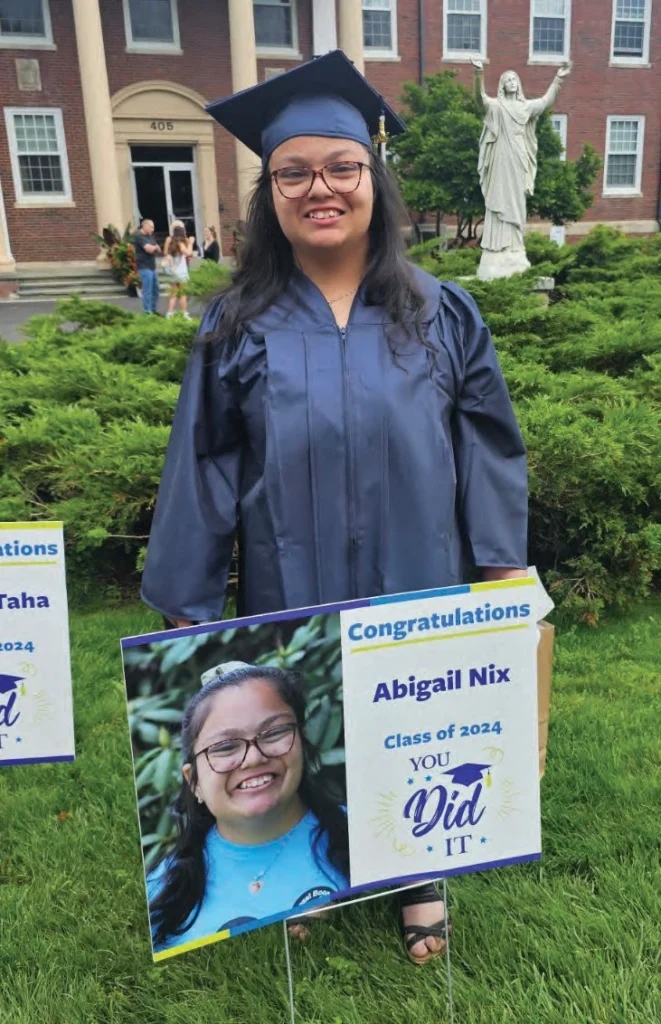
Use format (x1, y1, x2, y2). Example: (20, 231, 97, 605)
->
(206, 49, 406, 162)
(0, 674, 23, 695)
(443, 763, 492, 787)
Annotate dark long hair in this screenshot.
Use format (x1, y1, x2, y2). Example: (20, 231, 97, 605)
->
(214, 156, 428, 347)
(149, 665, 349, 948)
(169, 223, 187, 259)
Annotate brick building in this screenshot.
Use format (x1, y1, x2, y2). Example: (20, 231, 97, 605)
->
(0, 0, 658, 283)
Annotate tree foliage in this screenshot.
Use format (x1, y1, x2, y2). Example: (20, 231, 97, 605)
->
(392, 71, 600, 238)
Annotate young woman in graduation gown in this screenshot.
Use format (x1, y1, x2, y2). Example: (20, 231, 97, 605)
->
(141, 51, 528, 966)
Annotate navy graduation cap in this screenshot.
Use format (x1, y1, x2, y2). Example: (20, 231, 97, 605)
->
(206, 49, 406, 163)
(0, 674, 22, 695)
(443, 763, 492, 787)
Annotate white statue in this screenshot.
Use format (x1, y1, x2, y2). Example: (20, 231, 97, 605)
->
(471, 60, 572, 280)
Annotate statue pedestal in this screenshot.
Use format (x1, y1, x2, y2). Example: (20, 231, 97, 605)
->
(477, 248, 531, 281)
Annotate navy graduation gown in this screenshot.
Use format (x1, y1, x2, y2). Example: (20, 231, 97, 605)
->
(141, 266, 527, 622)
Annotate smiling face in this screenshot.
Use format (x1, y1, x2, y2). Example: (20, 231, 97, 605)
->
(183, 680, 304, 832)
(269, 136, 374, 255)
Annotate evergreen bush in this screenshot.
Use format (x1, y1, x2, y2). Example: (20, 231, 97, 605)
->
(1, 228, 659, 618)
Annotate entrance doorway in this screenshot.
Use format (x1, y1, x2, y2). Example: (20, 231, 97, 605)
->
(130, 145, 200, 245)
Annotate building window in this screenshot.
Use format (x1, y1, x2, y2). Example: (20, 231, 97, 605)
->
(363, 0, 397, 56)
(530, 0, 571, 61)
(253, 0, 297, 51)
(123, 0, 180, 51)
(444, 0, 486, 59)
(0, 0, 52, 47)
(4, 107, 72, 204)
(550, 113, 567, 159)
(611, 0, 651, 63)
(604, 116, 644, 195)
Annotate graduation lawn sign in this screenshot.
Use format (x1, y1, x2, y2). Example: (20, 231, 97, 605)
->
(122, 575, 544, 967)
(0, 523, 75, 767)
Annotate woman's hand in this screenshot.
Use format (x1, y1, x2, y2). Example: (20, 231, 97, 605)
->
(171, 618, 193, 629)
(481, 567, 528, 582)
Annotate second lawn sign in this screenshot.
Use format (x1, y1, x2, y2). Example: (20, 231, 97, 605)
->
(0, 522, 75, 767)
(341, 578, 541, 888)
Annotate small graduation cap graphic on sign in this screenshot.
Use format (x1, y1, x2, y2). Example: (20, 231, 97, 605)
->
(443, 763, 492, 788)
(0, 674, 23, 695)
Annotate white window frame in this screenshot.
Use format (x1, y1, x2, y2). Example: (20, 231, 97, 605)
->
(0, 0, 54, 50)
(253, 0, 301, 58)
(550, 113, 567, 159)
(4, 106, 73, 206)
(363, 0, 398, 60)
(610, 0, 651, 66)
(443, 0, 487, 62)
(603, 115, 645, 196)
(122, 0, 181, 55)
(529, 0, 571, 64)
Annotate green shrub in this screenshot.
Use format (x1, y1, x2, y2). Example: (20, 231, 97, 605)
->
(524, 231, 565, 267)
(407, 239, 481, 278)
(2, 227, 660, 619)
(185, 259, 230, 299)
(0, 300, 197, 597)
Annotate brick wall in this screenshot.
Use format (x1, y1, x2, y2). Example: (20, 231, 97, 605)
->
(0, 2, 98, 263)
(1, 0, 659, 268)
(101, 0, 315, 253)
(414, 0, 661, 227)
(326, 0, 661, 229)
(101, 0, 237, 252)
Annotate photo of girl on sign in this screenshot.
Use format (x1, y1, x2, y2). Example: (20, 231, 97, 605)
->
(122, 613, 352, 957)
(149, 662, 349, 952)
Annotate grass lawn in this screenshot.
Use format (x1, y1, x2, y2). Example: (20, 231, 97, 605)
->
(1, 600, 660, 1024)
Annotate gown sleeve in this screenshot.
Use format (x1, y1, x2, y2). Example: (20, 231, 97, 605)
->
(140, 299, 243, 622)
(441, 282, 528, 570)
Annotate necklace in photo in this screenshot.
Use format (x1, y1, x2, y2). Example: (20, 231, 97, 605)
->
(249, 828, 295, 894)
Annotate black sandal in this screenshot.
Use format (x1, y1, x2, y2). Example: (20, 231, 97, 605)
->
(400, 883, 451, 966)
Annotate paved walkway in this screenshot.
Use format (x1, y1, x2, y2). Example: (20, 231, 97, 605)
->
(0, 294, 170, 344)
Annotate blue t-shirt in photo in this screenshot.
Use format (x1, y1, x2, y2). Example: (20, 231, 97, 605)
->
(148, 810, 347, 951)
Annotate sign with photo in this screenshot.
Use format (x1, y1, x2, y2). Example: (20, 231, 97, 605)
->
(0, 522, 75, 767)
(121, 577, 541, 962)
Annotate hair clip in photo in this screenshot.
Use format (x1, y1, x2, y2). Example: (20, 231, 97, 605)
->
(200, 660, 250, 687)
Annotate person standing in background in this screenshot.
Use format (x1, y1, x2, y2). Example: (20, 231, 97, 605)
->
(133, 218, 161, 315)
(164, 220, 195, 319)
(203, 226, 220, 263)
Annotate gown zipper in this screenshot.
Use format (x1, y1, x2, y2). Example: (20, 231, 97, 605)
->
(305, 270, 362, 602)
(339, 323, 358, 599)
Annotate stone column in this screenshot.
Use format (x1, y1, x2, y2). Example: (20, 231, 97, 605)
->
(0, 175, 15, 273)
(71, 0, 124, 240)
(338, 0, 364, 73)
(312, 0, 338, 55)
(228, 0, 261, 217)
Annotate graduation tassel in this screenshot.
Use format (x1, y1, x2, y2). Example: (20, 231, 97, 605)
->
(377, 113, 387, 164)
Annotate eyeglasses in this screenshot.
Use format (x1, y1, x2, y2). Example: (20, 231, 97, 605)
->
(271, 161, 368, 199)
(195, 722, 298, 774)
